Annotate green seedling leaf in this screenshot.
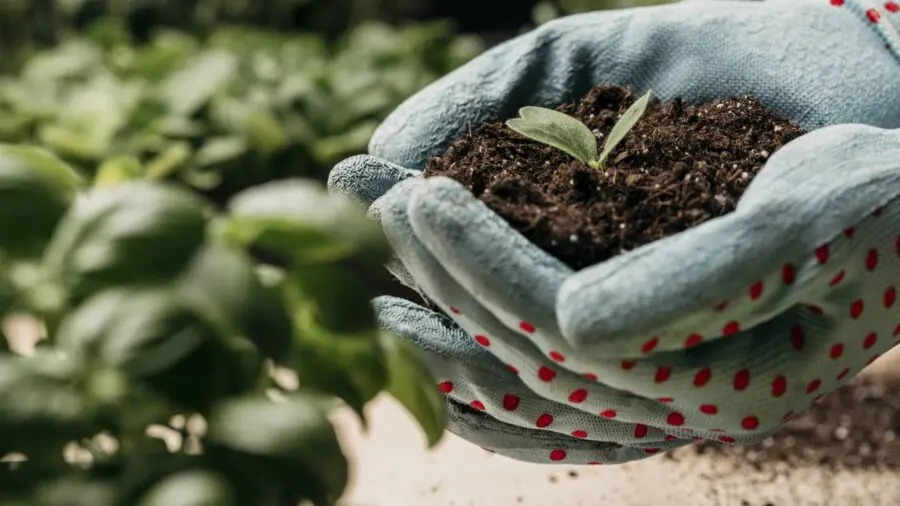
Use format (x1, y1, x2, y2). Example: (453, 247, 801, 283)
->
(506, 106, 598, 166)
(598, 90, 652, 168)
(177, 244, 292, 362)
(0, 144, 84, 257)
(220, 179, 390, 265)
(379, 331, 446, 447)
(56, 287, 259, 411)
(138, 471, 236, 506)
(206, 395, 349, 506)
(41, 181, 209, 303)
(93, 155, 143, 186)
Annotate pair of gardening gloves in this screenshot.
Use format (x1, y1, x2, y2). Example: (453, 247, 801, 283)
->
(328, 0, 900, 464)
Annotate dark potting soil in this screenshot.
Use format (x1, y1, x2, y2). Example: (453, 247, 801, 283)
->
(422, 84, 806, 270)
(672, 375, 900, 470)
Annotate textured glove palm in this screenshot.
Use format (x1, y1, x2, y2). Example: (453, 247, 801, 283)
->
(328, 0, 900, 464)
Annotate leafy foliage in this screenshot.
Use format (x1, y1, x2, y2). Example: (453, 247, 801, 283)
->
(0, 18, 482, 204)
(0, 145, 446, 506)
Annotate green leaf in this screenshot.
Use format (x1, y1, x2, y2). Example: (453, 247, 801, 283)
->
(0, 355, 94, 455)
(379, 332, 446, 447)
(93, 155, 143, 186)
(49, 74, 141, 159)
(206, 395, 349, 506)
(138, 471, 236, 506)
(284, 275, 387, 418)
(153, 115, 207, 138)
(159, 50, 238, 116)
(33, 477, 117, 506)
(0, 271, 16, 354)
(598, 90, 652, 168)
(194, 136, 247, 167)
(0, 144, 84, 257)
(246, 111, 288, 154)
(56, 287, 259, 411)
(144, 141, 193, 180)
(177, 244, 292, 362)
(20, 39, 104, 82)
(506, 106, 598, 165)
(287, 264, 377, 335)
(311, 121, 378, 165)
(220, 179, 390, 265)
(41, 181, 209, 302)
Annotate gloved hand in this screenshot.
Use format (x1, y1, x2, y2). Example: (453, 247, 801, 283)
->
(328, 0, 900, 464)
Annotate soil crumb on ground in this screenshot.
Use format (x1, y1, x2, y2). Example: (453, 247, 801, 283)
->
(423, 84, 805, 269)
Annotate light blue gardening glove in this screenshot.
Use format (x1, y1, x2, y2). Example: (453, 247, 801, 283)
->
(328, 0, 900, 465)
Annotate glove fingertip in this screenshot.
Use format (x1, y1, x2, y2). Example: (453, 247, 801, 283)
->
(327, 154, 418, 207)
(372, 295, 489, 364)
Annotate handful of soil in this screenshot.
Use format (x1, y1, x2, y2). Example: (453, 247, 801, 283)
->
(423, 85, 806, 270)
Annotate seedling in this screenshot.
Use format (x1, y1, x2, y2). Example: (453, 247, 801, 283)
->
(506, 89, 652, 170)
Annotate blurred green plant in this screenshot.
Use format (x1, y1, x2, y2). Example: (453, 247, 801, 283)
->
(0, 18, 482, 203)
(0, 0, 433, 62)
(0, 144, 445, 506)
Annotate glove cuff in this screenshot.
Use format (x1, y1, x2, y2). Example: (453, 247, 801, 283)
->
(843, 0, 900, 60)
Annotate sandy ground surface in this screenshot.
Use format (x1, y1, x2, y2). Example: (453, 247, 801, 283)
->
(335, 348, 900, 506)
(5, 315, 900, 506)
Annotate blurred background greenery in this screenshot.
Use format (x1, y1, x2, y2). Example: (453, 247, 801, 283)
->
(0, 0, 673, 203)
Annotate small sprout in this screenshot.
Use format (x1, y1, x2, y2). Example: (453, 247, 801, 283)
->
(506, 90, 652, 170)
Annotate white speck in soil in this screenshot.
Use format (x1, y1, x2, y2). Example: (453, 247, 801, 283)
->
(569, 234, 579, 242)
(774, 125, 783, 132)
